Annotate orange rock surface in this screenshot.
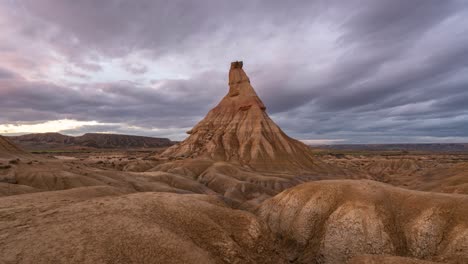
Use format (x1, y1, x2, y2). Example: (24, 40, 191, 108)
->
(162, 61, 316, 172)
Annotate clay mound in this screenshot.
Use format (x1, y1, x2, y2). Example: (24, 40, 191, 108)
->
(6, 160, 215, 196)
(150, 158, 215, 177)
(150, 158, 341, 209)
(257, 180, 468, 264)
(0, 190, 286, 264)
(5, 159, 279, 200)
(0, 135, 29, 159)
(162, 61, 316, 172)
(321, 154, 468, 194)
(0, 183, 40, 196)
(419, 162, 468, 194)
(139, 171, 217, 195)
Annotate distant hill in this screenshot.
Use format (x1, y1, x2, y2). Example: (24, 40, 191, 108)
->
(317, 143, 468, 152)
(7, 132, 174, 150)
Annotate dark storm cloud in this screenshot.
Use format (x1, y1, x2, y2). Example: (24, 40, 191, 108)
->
(258, 0, 467, 113)
(0, 70, 224, 128)
(341, 0, 458, 43)
(1, 0, 468, 142)
(15, 0, 321, 59)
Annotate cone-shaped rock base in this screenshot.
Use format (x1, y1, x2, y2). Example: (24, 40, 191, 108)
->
(162, 61, 316, 172)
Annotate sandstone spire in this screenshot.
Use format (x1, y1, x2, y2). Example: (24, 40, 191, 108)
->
(162, 61, 316, 171)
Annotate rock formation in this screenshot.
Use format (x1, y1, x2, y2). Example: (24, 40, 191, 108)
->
(162, 61, 316, 172)
(258, 180, 468, 263)
(0, 135, 28, 159)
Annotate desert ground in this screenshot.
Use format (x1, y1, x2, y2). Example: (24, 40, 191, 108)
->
(1, 62, 468, 264)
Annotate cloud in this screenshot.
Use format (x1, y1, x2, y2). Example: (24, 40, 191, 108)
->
(0, 67, 225, 135)
(0, 1, 468, 143)
(122, 62, 148, 75)
(0, 67, 16, 79)
(0, 119, 100, 134)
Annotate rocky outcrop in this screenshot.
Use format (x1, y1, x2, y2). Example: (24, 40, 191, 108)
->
(257, 180, 468, 264)
(162, 61, 316, 172)
(8, 132, 74, 144)
(0, 135, 29, 159)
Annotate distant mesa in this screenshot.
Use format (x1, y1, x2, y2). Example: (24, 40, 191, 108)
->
(162, 61, 316, 171)
(8, 132, 174, 150)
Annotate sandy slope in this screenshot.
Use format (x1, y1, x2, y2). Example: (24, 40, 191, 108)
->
(0, 189, 285, 264)
(1, 148, 468, 263)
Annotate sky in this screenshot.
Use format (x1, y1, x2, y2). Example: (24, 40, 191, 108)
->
(1, 0, 468, 144)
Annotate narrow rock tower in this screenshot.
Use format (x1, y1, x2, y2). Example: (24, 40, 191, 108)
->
(162, 61, 316, 171)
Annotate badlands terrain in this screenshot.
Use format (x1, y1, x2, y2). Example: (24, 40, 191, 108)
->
(1, 62, 468, 264)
